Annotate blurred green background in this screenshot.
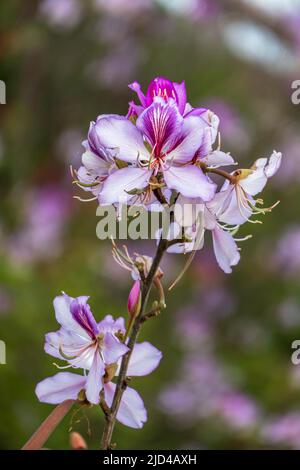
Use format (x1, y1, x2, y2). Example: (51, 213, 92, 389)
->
(1, 0, 300, 450)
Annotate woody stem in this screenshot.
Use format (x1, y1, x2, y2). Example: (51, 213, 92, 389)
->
(101, 236, 168, 450)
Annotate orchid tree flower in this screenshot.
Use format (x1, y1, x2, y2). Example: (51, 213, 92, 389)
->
(75, 77, 236, 207)
(36, 319, 162, 429)
(207, 151, 282, 225)
(163, 151, 282, 273)
(128, 77, 233, 167)
(44, 294, 129, 404)
(96, 97, 217, 204)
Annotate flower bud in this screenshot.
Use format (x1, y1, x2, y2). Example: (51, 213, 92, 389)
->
(70, 432, 87, 450)
(127, 280, 141, 318)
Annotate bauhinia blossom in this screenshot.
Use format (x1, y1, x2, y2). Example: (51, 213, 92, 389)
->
(35, 294, 162, 428)
(208, 151, 282, 225)
(74, 76, 237, 207)
(43, 293, 128, 404)
(30, 75, 283, 450)
(72, 76, 281, 276)
(164, 150, 282, 273)
(92, 98, 217, 204)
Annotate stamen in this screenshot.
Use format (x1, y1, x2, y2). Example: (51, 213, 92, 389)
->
(234, 234, 253, 242)
(73, 195, 98, 202)
(73, 180, 100, 189)
(53, 362, 73, 370)
(59, 345, 78, 360)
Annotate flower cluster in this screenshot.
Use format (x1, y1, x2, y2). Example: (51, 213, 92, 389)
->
(36, 293, 162, 428)
(74, 76, 281, 274)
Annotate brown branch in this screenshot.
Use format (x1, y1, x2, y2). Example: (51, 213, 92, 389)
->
(101, 236, 168, 450)
(22, 400, 75, 450)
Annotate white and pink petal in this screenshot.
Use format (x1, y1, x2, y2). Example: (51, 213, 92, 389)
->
(35, 372, 86, 405)
(95, 116, 149, 163)
(212, 226, 240, 274)
(127, 342, 163, 377)
(85, 352, 105, 405)
(53, 294, 91, 341)
(163, 165, 216, 201)
(104, 382, 147, 429)
(102, 333, 129, 365)
(136, 98, 183, 154)
(99, 167, 152, 205)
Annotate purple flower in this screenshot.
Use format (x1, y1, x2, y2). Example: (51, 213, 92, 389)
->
(36, 340, 162, 428)
(209, 151, 282, 226)
(36, 294, 163, 428)
(96, 97, 217, 204)
(164, 150, 282, 273)
(44, 294, 129, 404)
(75, 77, 238, 206)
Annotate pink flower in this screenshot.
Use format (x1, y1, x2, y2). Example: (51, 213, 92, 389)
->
(35, 294, 162, 428)
(209, 151, 282, 225)
(36, 340, 162, 428)
(96, 98, 217, 204)
(162, 150, 282, 273)
(43, 294, 128, 404)
(75, 77, 237, 206)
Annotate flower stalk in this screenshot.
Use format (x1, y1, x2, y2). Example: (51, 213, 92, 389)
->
(101, 236, 168, 450)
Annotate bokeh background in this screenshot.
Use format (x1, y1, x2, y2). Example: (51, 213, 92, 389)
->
(1, 0, 300, 450)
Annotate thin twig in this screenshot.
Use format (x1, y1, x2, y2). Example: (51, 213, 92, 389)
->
(101, 236, 168, 450)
